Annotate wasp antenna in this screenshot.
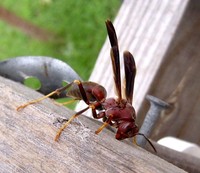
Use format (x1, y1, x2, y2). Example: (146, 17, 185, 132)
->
(136, 133, 157, 153)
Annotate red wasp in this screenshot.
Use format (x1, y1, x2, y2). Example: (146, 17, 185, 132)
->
(17, 20, 156, 152)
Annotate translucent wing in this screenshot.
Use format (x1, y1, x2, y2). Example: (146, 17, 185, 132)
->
(123, 51, 136, 104)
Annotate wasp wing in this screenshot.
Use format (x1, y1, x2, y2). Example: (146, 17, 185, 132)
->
(105, 20, 118, 48)
(123, 51, 136, 104)
(106, 20, 122, 100)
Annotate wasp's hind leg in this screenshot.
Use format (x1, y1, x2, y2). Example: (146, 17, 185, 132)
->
(16, 82, 74, 111)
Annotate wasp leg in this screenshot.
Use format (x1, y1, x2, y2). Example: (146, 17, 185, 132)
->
(73, 80, 90, 104)
(16, 90, 59, 111)
(90, 104, 105, 119)
(16, 82, 75, 111)
(54, 106, 90, 141)
(55, 99, 78, 106)
(133, 136, 139, 145)
(95, 114, 113, 134)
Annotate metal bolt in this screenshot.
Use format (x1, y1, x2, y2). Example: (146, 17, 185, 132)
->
(137, 95, 170, 148)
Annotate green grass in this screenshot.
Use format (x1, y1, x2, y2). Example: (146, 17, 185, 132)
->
(0, 0, 121, 80)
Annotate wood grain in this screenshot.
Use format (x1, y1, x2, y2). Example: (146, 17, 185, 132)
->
(0, 76, 185, 173)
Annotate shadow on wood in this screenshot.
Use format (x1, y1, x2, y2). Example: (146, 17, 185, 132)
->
(0, 76, 185, 173)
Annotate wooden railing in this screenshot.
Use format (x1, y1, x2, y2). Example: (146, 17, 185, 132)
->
(1, 0, 200, 172)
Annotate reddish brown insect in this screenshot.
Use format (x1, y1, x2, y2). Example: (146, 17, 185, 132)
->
(17, 20, 156, 152)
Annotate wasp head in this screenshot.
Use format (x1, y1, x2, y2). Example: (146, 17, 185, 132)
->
(115, 121, 139, 140)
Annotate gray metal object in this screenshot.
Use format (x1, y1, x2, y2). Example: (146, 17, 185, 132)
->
(137, 95, 170, 148)
(0, 56, 81, 97)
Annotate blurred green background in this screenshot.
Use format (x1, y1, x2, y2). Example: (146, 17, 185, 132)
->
(0, 0, 121, 81)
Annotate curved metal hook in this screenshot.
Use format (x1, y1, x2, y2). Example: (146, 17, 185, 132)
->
(0, 56, 81, 97)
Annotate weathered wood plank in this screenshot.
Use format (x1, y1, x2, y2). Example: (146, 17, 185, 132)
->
(0, 76, 185, 172)
(145, 141, 200, 173)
